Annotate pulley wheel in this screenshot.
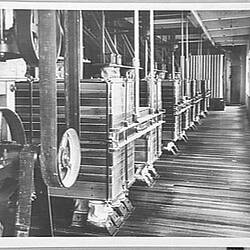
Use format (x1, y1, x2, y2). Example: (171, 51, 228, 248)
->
(0, 107, 26, 145)
(0, 108, 27, 236)
(15, 10, 63, 67)
(57, 128, 81, 188)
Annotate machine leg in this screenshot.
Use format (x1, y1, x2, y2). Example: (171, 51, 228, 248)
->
(181, 131, 188, 142)
(148, 163, 160, 179)
(163, 141, 179, 155)
(200, 111, 206, 118)
(87, 195, 133, 236)
(71, 199, 89, 227)
(134, 164, 154, 186)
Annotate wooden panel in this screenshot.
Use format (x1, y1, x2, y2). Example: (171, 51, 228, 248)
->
(15, 78, 136, 201)
(140, 78, 162, 111)
(161, 79, 182, 143)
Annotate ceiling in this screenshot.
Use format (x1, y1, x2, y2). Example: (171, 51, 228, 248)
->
(152, 10, 250, 48)
(194, 10, 250, 47)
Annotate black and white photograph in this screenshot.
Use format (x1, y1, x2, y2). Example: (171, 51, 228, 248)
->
(0, 1, 250, 249)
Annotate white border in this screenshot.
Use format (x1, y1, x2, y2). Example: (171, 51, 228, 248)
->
(0, 237, 250, 247)
(0, 2, 250, 248)
(0, 2, 250, 10)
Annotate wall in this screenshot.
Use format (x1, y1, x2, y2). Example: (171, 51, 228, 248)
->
(246, 41, 250, 117)
(241, 46, 246, 104)
(230, 46, 246, 105)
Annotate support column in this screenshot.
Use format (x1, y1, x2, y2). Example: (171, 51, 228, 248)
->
(38, 10, 58, 187)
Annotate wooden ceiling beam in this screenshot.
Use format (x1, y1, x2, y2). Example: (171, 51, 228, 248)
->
(213, 35, 250, 42)
(204, 17, 250, 30)
(191, 11, 215, 46)
(209, 27, 250, 37)
(197, 10, 250, 22)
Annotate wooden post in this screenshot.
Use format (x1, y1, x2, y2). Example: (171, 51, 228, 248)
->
(14, 146, 35, 237)
(134, 10, 140, 116)
(38, 10, 58, 187)
(64, 10, 81, 132)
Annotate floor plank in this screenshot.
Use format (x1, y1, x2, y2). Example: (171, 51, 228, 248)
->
(117, 105, 250, 237)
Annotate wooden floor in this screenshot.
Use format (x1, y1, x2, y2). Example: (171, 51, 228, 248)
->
(117, 105, 250, 237)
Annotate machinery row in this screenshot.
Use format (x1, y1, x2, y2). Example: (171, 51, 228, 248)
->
(0, 9, 224, 236)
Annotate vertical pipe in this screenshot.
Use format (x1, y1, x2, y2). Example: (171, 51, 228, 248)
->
(38, 10, 57, 186)
(220, 54, 224, 99)
(172, 51, 175, 79)
(208, 54, 211, 91)
(200, 45, 202, 81)
(191, 55, 193, 80)
(180, 12, 185, 80)
(195, 55, 198, 81)
(64, 10, 81, 132)
(28, 79, 33, 144)
(212, 55, 215, 98)
(0, 9, 4, 42)
(216, 55, 219, 98)
(186, 20, 189, 80)
(134, 10, 140, 116)
(145, 39, 148, 78)
(101, 11, 105, 64)
(150, 9, 154, 109)
(79, 11, 83, 79)
(219, 54, 224, 98)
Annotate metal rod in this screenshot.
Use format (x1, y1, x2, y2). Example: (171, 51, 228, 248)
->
(186, 19, 189, 80)
(0, 9, 4, 41)
(134, 10, 140, 116)
(145, 39, 148, 78)
(181, 11, 185, 80)
(219, 54, 224, 98)
(172, 51, 175, 79)
(101, 11, 105, 63)
(28, 79, 33, 144)
(79, 11, 83, 79)
(150, 9, 154, 109)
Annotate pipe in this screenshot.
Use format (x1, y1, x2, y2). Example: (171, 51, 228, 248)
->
(0, 9, 4, 42)
(180, 12, 185, 80)
(186, 19, 189, 80)
(145, 39, 148, 78)
(134, 10, 139, 116)
(172, 51, 175, 79)
(150, 9, 154, 109)
(101, 11, 105, 64)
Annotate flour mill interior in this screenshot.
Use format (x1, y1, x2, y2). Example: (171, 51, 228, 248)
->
(0, 8, 250, 238)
